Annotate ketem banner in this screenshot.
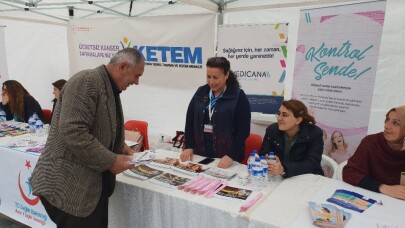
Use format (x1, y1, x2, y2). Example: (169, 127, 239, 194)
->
(217, 23, 288, 114)
(67, 14, 215, 135)
(292, 1, 386, 165)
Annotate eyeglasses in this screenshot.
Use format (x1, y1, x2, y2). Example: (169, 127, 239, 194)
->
(275, 111, 290, 119)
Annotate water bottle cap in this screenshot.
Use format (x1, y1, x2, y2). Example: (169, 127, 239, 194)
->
(250, 152, 256, 156)
(269, 151, 275, 155)
(260, 155, 266, 159)
(255, 157, 260, 161)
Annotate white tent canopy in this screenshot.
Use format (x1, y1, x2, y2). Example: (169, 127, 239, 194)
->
(0, 0, 404, 140)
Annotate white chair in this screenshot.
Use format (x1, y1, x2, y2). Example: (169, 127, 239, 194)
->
(321, 154, 339, 179)
(335, 160, 348, 181)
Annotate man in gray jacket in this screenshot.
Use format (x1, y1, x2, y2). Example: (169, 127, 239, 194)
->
(31, 48, 145, 227)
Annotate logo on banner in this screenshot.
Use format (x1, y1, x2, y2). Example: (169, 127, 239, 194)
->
(70, 24, 93, 33)
(120, 37, 203, 67)
(18, 160, 39, 206)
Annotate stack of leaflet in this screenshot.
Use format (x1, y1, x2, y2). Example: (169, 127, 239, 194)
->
(129, 150, 157, 165)
(201, 167, 237, 180)
(149, 173, 191, 188)
(171, 161, 208, 176)
(308, 202, 351, 228)
(124, 164, 163, 180)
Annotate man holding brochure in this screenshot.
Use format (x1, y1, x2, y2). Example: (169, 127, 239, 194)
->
(31, 48, 145, 227)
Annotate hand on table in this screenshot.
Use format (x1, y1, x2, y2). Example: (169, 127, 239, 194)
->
(180, 149, 193, 162)
(217, 155, 233, 169)
(267, 155, 284, 176)
(108, 155, 134, 175)
(379, 184, 405, 200)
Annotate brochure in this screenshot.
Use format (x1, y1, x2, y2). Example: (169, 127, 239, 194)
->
(215, 185, 252, 200)
(308, 202, 351, 228)
(149, 172, 191, 188)
(124, 164, 163, 180)
(327, 189, 376, 213)
(172, 162, 208, 176)
(201, 167, 237, 180)
(149, 157, 180, 168)
(130, 150, 157, 165)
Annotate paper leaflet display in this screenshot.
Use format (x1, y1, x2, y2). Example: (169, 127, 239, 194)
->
(308, 202, 351, 228)
(149, 172, 191, 188)
(124, 164, 163, 180)
(201, 167, 237, 180)
(130, 150, 157, 165)
(215, 185, 252, 201)
(171, 161, 208, 176)
(149, 157, 180, 168)
(326, 189, 376, 213)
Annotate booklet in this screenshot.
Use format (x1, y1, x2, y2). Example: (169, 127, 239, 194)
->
(201, 167, 237, 180)
(327, 189, 376, 213)
(149, 157, 181, 168)
(130, 150, 157, 165)
(215, 185, 252, 200)
(149, 172, 191, 188)
(171, 162, 208, 176)
(124, 164, 164, 180)
(308, 202, 351, 228)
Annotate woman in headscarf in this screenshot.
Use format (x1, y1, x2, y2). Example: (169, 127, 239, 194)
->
(343, 105, 405, 200)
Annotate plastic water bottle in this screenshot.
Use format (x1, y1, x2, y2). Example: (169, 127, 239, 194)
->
(247, 152, 256, 177)
(0, 108, 6, 122)
(260, 156, 268, 186)
(32, 112, 39, 121)
(35, 119, 44, 133)
(268, 152, 277, 182)
(28, 115, 36, 133)
(252, 157, 263, 188)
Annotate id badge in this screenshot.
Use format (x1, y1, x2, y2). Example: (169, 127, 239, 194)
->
(204, 124, 213, 133)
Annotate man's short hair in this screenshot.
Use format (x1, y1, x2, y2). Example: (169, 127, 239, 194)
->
(109, 48, 143, 66)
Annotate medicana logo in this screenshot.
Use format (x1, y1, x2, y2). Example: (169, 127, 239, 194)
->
(18, 160, 40, 206)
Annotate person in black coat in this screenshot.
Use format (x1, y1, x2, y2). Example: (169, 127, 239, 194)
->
(51, 79, 67, 117)
(259, 99, 324, 178)
(0, 80, 44, 122)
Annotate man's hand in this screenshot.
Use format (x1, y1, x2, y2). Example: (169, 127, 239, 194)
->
(122, 144, 135, 156)
(108, 155, 134, 174)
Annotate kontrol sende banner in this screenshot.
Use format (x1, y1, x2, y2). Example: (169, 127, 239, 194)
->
(0, 26, 9, 86)
(217, 23, 288, 114)
(292, 1, 386, 166)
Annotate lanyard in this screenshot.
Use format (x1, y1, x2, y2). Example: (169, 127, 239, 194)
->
(207, 87, 226, 123)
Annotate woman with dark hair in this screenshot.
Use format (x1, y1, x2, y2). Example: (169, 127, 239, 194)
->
(343, 106, 405, 200)
(52, 79, 67, 114)
(0, 80, 44, 122)
(181, 56, 251, 169)
(259, 99, 324, 178)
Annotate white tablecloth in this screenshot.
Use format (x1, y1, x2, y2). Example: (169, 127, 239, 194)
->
(109, 149, 405, 228)
(0, 128, 55, 228)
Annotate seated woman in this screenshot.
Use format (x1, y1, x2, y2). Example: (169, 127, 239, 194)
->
(343, 106, 405, 200)
(180, 57, 251, 169)
(0, 80, 44, 122)
(259, 99, 324, 178)
(51, 79, 67, 119)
